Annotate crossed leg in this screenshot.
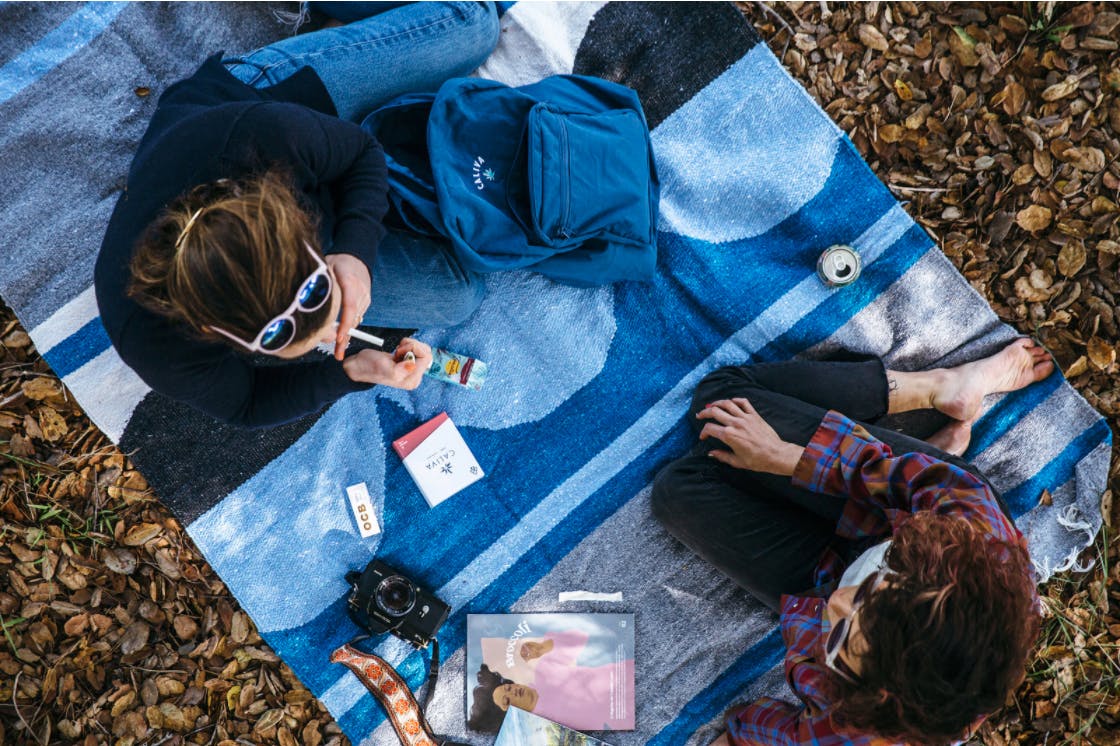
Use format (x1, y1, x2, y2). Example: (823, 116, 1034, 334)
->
(651, 339, 1053, 608)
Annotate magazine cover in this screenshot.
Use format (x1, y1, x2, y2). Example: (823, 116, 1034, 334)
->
(495, 706, 616, 746)
(466, 613, 635, 733)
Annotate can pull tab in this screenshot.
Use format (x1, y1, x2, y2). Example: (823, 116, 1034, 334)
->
(818, 244, 862, 287)
(831, 255, 854, 279)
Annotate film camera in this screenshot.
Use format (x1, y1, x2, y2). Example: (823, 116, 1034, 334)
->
(345, 559, 450, 648)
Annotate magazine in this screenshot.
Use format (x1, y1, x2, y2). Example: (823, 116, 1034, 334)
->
(495, 707, 616, 746)
(465, 613, 635, 733)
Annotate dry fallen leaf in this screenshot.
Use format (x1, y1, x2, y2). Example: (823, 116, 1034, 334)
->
(231, 611, 250, 644)
(1064, 146, 1106, 172)
(63, 613, 90, 637)
(3, 329, 31, 348)
(858, 24, 888, 52)
(1012, 163, 1035, 185)
(119, 621, 149, 655)
(1016, 204, 1054, 231)
(121, 523, 161, 547)
(1001, 80, 1027, 116)
(893, 78, 914, 101)
(1087, 336, 1116, 370)
(949, 26, 980, 66)
(1042, 76, 1080, 102)
(21, 377, 61, 401)
(1058, 241, 1087, 276)
(173, 615, 198, 640)
(1065, 355, 1089, 378)
(103, 548, 138, 575)
(37, 406, 68, 442)
(880, 123, 904, 143)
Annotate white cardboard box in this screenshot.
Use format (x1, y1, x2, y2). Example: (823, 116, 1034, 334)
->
(392, 412, 484, 507)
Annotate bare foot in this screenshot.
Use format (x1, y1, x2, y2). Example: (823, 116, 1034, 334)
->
(926, 418, 975, 457)
(932, 338, 1054, 421)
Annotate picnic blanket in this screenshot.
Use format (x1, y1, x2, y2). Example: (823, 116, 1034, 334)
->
(0, 3, 1111, 745)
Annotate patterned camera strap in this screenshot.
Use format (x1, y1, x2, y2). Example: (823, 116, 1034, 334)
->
(330, 642, 469, 746)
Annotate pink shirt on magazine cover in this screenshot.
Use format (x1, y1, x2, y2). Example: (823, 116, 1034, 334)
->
(530, 630, 635, 731)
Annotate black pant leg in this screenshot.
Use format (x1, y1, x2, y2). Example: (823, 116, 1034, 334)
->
(650, 448, 839, 612)
(688, 360, 1008, 517)
(690, 359, 889, 428)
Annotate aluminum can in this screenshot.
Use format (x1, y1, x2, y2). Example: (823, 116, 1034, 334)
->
(817, 244, 862, 286)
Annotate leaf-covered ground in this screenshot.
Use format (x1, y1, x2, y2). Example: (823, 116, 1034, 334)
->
(1, 2, 1118, 744)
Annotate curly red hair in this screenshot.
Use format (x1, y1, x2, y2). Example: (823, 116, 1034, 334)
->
(828, 512, 1040, 745)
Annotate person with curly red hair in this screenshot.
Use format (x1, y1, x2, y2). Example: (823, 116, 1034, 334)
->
(651, 338, 1052, 746)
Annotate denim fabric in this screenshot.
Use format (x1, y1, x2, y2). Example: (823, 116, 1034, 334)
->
(225, 1, 498, 122)
(360, 227, 486, 328)
(225, 1, 498, 329)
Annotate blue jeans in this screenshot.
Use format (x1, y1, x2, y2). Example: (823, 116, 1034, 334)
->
(225, 2, 498, 329)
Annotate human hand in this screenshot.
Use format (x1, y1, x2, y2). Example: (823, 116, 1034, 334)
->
(696, 398, 804, 476)
(342, 338, 431, 390)
(325, 253, 371, 361)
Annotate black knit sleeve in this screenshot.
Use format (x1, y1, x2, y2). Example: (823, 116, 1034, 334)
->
(233, 101, 390, 272)
(116, 314, 373, 429)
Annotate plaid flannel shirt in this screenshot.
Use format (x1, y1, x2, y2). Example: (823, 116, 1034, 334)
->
(726, 411, 1031, 746)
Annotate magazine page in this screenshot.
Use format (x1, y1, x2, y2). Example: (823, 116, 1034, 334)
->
(495, 707, 616, 746)
(466, 613, 635, 733)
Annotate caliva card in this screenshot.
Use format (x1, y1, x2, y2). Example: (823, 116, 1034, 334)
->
(392, 412, 484, 507)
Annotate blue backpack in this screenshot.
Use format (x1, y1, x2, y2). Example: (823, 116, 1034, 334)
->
(362, 75, 659, 287)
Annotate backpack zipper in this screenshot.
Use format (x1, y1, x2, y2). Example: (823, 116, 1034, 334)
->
(558, 116, 572, 240)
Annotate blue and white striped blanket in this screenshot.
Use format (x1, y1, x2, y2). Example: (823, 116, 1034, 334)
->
(0, 3, 1109, 744)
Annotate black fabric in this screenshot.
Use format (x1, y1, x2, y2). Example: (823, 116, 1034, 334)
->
(572, 2, 761, 130)
(118, 397, 326, 524)
(95, 54, 390, 429)
(650, 359, 1002, 612)
(117, 323, 415, 524)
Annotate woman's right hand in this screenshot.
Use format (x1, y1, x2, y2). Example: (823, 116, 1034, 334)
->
(696, 398, 805, 476)
(342, 338, 432, 389)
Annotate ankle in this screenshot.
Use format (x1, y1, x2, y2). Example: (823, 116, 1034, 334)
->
(927, 368, 953, 408)
(887, 368, 948, 414)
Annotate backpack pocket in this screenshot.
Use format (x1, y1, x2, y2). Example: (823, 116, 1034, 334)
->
(528, 104, 653, 248)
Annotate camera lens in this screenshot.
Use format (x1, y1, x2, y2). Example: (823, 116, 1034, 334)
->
(375, 575, 416, 617)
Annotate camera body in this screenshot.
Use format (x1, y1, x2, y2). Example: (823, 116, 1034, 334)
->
(345, 559, 450, 649)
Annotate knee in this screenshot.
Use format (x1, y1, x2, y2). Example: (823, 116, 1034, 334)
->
(438, 272, 486, 326)
(457, 2, 500, 67)
(650, 460, 693, 531)
(690, 365, 757, 415)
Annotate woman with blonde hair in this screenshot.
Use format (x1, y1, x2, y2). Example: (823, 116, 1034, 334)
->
(96, 2, 499, 427)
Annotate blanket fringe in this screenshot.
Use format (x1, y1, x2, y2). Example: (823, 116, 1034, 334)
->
(271, 2, 310, 34)
(1032, 505, 1099, 579)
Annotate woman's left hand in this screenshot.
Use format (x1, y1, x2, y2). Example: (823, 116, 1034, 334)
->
(326, 253, 372, 361)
